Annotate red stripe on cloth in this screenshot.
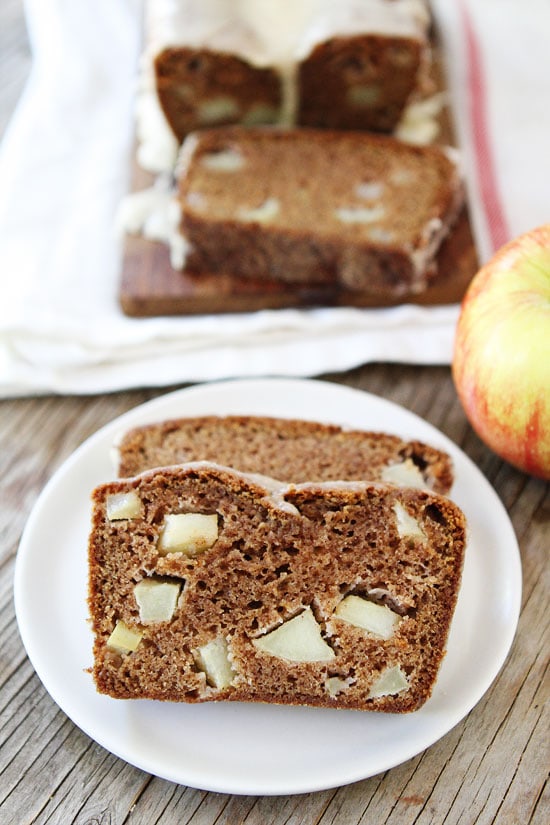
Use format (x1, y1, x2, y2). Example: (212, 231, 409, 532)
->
(459, 0, 510, 253)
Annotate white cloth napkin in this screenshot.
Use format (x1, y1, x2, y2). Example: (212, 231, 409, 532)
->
(432, 0, 550, 262)
(0, 0, 548, 398)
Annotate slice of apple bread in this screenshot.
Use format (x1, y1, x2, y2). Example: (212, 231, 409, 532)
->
(88, 461, 466, 712)
(176, 127, 464, 297)
(116, 415, 454, 495)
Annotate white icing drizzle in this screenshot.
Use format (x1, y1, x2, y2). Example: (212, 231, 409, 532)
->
(409, 149, 464, 278)
(134, 53, 180, 174)
(146, 0, 274, 66)
(116, 178, 189, 269)
(147, 1, 429, 59)
(394, 91, 448, 145)
(293, 0, 430, 62)
(286, 480, 379, 496)
(409, 216, 446, 279)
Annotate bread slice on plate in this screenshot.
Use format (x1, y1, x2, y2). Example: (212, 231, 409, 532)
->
(115, 414, 454, 495)
(88, 462, 466, 712)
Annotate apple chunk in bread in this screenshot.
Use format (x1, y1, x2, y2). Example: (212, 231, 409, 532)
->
(381, 458, 426, 488)
(369, 665, 409, 698)
(393, 501, 426, 540)
(134, 578, 181, 623)
(333, 595, 401, 640)
(106, 491, 141, 520)
(253, 607, 335, 662)
(106, 620, 143, 654)
(194, 636, 236, 689)
(158, 512, 218, 556)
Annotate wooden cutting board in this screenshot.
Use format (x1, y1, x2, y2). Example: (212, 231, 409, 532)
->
(120, 202, 477, 317)
(119, 43, 479, 318)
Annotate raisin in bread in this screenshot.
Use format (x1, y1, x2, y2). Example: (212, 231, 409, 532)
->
(177, 127, 463, 296)
(116, 415, 454, 495)
(88, 462, 466, 711)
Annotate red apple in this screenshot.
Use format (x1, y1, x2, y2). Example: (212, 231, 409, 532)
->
(452, 224, 550, 480)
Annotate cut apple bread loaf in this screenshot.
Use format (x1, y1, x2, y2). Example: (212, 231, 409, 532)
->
(144, 0, 432, 149)
(88, 462, 466, 712)
(116, 415, 454, 495)
(177, 127, 463, 296)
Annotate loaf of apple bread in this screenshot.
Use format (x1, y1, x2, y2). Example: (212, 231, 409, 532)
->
(88, 462, 466, 712)
(116, 415, 454, 495)
(146, 0, 432, 146)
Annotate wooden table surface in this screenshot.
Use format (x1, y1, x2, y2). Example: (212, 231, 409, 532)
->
(1, 3, 548, 823)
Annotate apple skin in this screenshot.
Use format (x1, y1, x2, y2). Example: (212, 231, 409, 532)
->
(452, 224, 550, 480)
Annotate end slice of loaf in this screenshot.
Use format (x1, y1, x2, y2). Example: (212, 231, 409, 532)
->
(177, 126, 463, 296)
(292, 1, 432, 133)
(88, 462, 466, 712)
(115, 415, 454, 495)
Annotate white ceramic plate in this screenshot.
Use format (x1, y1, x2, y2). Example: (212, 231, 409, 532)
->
(14, 378, 521, 796)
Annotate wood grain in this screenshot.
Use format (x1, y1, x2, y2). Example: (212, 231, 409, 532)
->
(1, 4, 548, 825)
